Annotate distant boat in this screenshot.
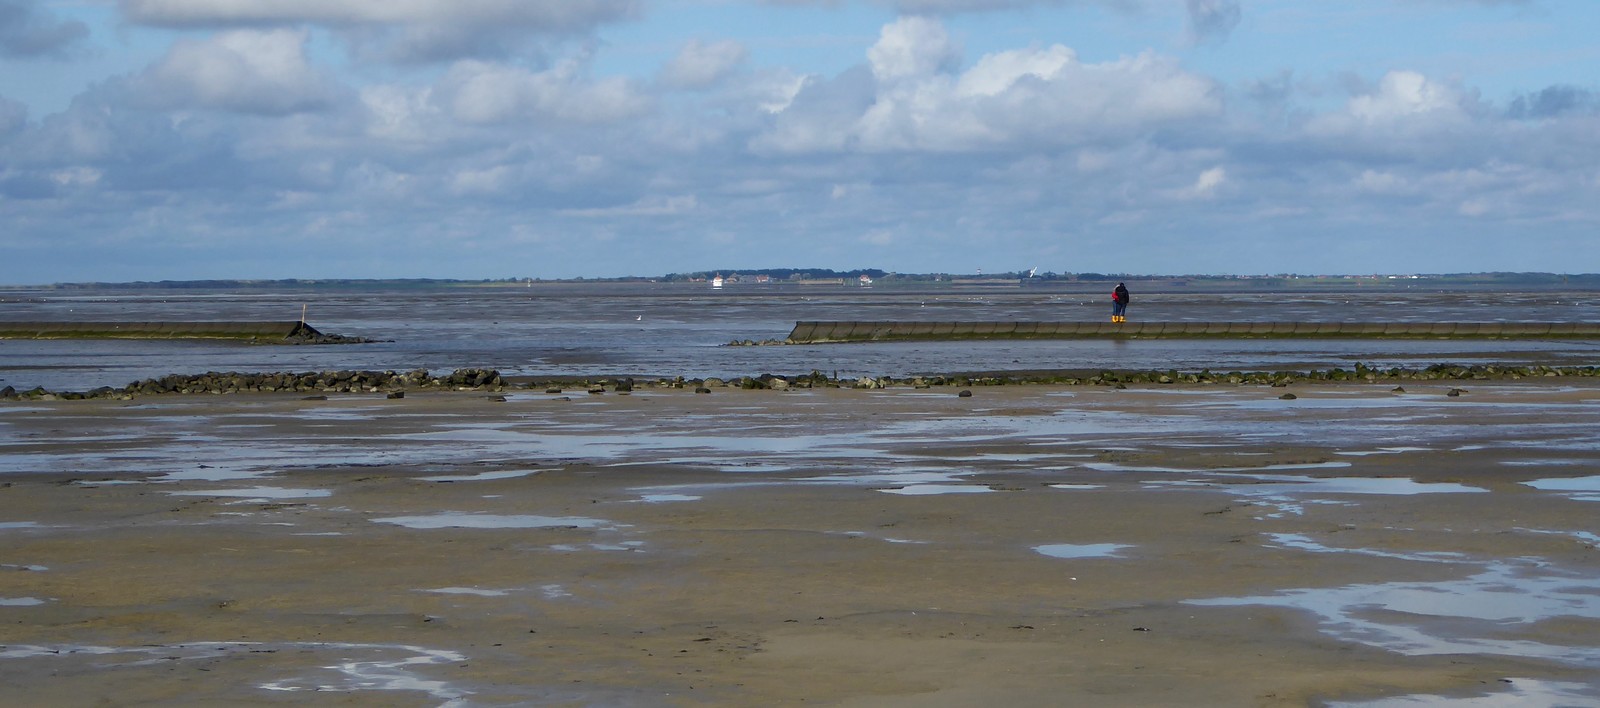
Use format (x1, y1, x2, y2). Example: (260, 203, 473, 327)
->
(858, 274, 873, 287)
(711, 274, 724, 289)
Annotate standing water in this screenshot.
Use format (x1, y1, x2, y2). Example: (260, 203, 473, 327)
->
(2, 283, 1599, 391)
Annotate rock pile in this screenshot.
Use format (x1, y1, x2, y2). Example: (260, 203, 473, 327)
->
(4, 363, 1600, 401)
(0, 368, 504, 400)
(284, 330, 379, 345)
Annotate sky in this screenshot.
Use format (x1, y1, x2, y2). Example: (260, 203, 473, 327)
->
(1, 0, 1598, 283)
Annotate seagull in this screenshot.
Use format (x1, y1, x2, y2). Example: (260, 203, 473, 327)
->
(636, 315, 643, 321)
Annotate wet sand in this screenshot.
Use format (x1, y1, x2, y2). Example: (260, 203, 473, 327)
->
(2, 383, 1599, 706)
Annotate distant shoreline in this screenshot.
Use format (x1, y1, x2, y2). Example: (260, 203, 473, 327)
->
(4, 271, 1600, 293)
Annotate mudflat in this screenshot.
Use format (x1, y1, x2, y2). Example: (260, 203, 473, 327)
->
(2, 382, 1599, 706)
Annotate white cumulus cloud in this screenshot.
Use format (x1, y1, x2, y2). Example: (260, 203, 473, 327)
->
(441, 57, 649, 125)
(1310, 70, 1477, 138)
(660, 39, 748, 90)
(868, 16, 961, 82)
(1349, 71, 1462, 122)
(760, 18, 1221, 153)
(129, 29, 340, 115)
(1180, 166, 1226, 199)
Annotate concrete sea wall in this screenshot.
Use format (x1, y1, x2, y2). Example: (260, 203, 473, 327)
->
(786, 321, 1600, 343)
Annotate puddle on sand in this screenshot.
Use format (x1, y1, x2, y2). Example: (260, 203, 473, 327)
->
(0, 597, 49, 606)
(1264, 533, 1467, 564)
(373, 514, 612, 530)
(168, 486, 332, 500)
(1516, 528, 1600, 546)
(416, 469, 539, 482)
(258, 643, 467, 702)
(0, 641, 469, 704)
(1148, 475, 1487, 517)
(0, 522, 47, 530)
(792, 469, 970, 486)
(420, 587, 510, 597)
(1336, 447, 1431, 457)
(1034, 543, 1132, 559)
(1187, 558, 1600, 666)
(549, 541, 644, 552)
(158, 465, 280, 482)
(878, 484, 996, 496)
(1210, 474, 1487, 497)
(1327, 678, 1600, 707)
(1524, 475, 1600, 502)
(1500, 459, 1589, 467)
(627, 494, 702, 503)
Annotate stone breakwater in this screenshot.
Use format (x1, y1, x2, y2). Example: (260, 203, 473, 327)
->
(0, 368, 503, 401)
(783, 321, 1600, 343)
(5, 363, 1600, 401)
(0, 321, 375, 344)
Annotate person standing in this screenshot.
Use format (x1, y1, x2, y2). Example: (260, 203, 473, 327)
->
(1111, 282, 1130, 323)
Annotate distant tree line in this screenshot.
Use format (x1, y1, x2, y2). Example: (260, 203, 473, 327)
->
(660, 268, 893, 282)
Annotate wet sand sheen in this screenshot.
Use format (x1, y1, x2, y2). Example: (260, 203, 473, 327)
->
(2, 383, 1600, 705)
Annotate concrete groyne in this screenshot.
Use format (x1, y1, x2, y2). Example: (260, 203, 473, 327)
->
(786, 321, 1600, 343)
(0, 321, 363, 343)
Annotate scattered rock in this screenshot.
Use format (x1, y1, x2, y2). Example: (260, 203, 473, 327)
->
(15, 363, 1600, 401)
(486, 395, 507, 402)
(386, 391, 405, 399)
(957, 390, 973, 398)
(695, 387, 712, 394)
(1447, 388, 1466, 397)
(1279, 393, 1297, 400)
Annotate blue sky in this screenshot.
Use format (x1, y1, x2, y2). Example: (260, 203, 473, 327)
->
(2, 0, 1598, 283)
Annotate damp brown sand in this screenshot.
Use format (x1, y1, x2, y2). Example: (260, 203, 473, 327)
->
(2, 383, 1599, 706)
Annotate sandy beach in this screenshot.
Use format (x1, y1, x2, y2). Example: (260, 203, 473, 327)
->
(3, 381, 1599, 706)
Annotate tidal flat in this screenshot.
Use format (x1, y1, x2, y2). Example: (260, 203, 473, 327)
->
(2, 382, 1599, 706)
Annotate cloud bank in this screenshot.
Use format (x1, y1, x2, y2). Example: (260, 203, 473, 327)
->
(1, 3, 1597, 281)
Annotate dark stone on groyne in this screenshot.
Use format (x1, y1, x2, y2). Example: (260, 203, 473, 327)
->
(0, 321, 372, 344)
(784, 321, 1600, 343)
(7, 364, 1600, 402)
